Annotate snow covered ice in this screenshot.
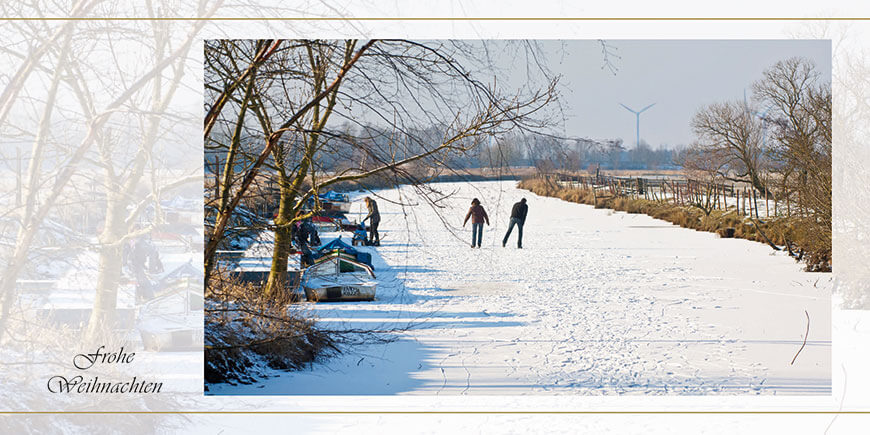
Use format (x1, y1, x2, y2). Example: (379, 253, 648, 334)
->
(209, 180, 831, 395)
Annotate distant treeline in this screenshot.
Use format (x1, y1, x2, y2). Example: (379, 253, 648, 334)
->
(205, 124, 682, 180)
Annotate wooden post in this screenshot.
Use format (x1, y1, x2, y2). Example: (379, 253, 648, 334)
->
(748, 188, 754, 218)
(753, 188, 759, 219)
(749, 186, 758, 219)
(736, 188, 740, 216)
(714, 183, 718, 210)
(687, 181, 692, 204)
(773, 193, 778, 217)
(745, 188, 750, 216)
(686, 181, 690, 204)
(713, 183, 716, 209)
(743, 187, 752, 217)
(722, 184, 734, 210)
(689, 182, 692, 204)
(745, 188, 749, 216)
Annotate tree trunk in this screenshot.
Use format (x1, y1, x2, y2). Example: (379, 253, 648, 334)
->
(265, 173, 296, 299)
(84, 190, 125, 342)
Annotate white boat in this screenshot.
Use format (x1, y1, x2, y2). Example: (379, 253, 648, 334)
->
(301, 252, 376, 302)
(137, 262, 204, 351)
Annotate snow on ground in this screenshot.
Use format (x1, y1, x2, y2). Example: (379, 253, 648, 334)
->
(208, 180, 831, 395)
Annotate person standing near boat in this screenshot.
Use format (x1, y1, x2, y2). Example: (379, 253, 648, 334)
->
(361, 196, 381, 246)
(502, 198, 528, 249)
(463, 198, 490, 248)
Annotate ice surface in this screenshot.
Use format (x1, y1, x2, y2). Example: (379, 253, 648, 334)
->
(209, 181, 831, 396)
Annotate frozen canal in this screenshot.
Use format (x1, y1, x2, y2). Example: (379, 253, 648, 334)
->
(210, 180, 831, 395)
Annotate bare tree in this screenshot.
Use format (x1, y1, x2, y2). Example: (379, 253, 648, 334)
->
(0, 0, 217, 340)
(690, 100, 768, 193)
(203, 39, 376, 283)
(676, 141, 730, 215)
(753, 57, 831, 270)
(204, 39, 560, 297)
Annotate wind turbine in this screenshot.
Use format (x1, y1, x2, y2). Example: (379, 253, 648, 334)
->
(619, 102, 656, 147)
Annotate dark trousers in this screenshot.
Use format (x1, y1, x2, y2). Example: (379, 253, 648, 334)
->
(368, 218, 380, 244)
(502, 217, 524, 248)
(471, 222, 483, 247)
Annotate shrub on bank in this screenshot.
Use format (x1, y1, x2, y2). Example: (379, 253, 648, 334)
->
(204, 275, 336, 386)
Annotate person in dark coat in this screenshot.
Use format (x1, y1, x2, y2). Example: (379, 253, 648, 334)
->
(292, 218, 319, 248)
(126, 233, 163, 303)
(502, 198, 528, 248)
(463, 198, 490, 248)
(361, 197, 381, 246)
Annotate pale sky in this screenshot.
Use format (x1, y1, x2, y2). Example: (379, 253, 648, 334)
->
(529, 39, 832, 148)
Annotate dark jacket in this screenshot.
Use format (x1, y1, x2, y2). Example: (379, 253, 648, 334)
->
(464, 204, 489, 225)
(510, 201, 528, 223)
(363, 200, 380, 223)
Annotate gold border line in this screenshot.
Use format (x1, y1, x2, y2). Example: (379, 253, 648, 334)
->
(1, 17, 870, 21)
(2, 411, 870, 415)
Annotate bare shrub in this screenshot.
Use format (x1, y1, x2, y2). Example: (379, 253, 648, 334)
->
(204, 272, 335, 386)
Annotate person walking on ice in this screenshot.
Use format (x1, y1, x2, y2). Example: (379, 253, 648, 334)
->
(361, 196, 381, 246)
(502, 198, 528, 249)
(463, 198, 490, 248)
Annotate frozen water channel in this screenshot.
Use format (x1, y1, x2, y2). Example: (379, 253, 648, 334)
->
(210, 180, 831, 395)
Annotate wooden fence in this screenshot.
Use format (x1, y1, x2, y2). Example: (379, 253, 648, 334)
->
(542, 172, 797, 219)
